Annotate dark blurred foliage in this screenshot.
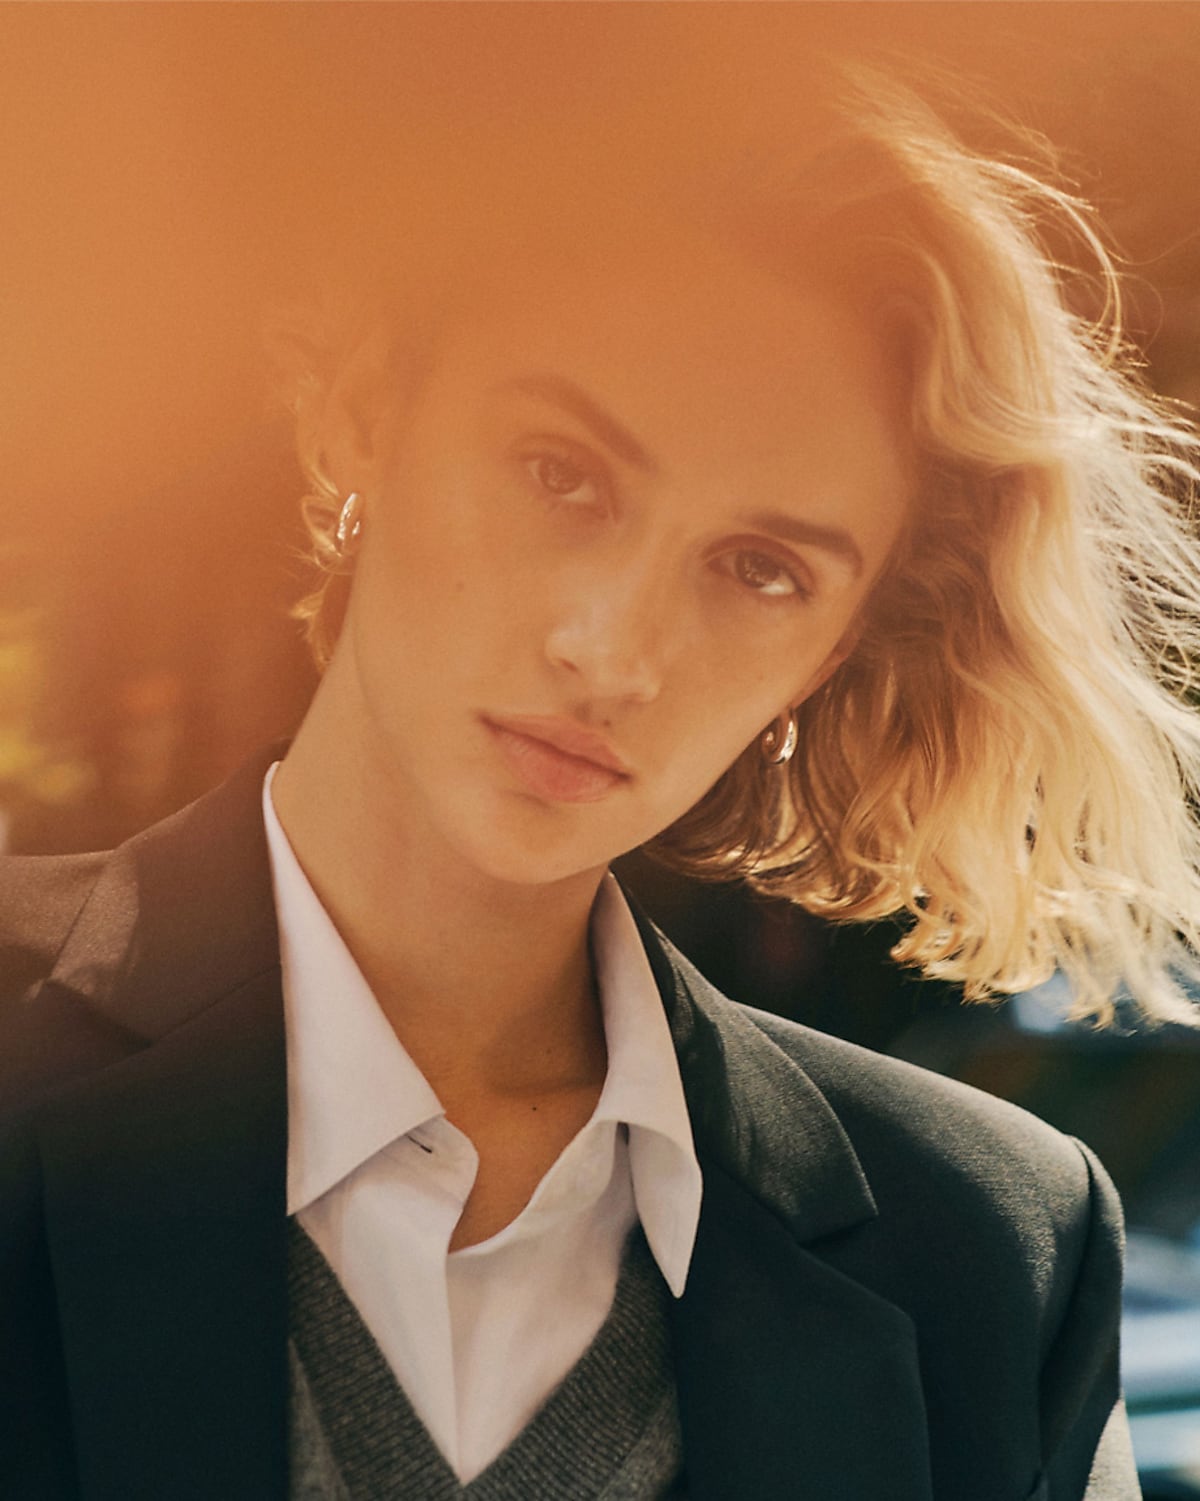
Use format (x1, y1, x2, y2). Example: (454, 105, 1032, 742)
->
(10, 423, 318, 854)
(3, 7, 1200, 1207)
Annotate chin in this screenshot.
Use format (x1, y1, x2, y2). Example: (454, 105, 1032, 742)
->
(452, 795, 637, 890)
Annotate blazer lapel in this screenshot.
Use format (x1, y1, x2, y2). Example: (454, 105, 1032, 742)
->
(33, 749, 289, 1501)
(672, 1161, 932, 1500)
(634, 914, 935, 1501)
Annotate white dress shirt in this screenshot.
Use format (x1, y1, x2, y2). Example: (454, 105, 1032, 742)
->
(262, 766, 703, 1483)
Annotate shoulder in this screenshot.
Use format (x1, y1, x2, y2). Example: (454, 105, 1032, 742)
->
(643, 911, 1107, 1248)
(1, 749, 283, 1120)
(0, 848, 142, 1121)
(654, 920, 1127, 1474)
(649, 909, 1118, 1296)
(739, 1000, 1121, 1325)
(651, 915, 1096, 1216)
(728, 1003, 1131, 1493)
(750, 1001, 1088, 1180)
(0, 851, 106, 1005)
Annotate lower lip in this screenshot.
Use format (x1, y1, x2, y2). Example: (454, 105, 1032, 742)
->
(484, 721, 628, 804)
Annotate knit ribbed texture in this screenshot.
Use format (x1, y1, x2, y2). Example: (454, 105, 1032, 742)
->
(286, 1219, 686, 1500)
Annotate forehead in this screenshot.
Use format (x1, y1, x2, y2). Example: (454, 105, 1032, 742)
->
(423, 227, 912, 521)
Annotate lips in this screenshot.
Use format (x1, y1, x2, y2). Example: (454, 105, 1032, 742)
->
(482, 714, 631, 803)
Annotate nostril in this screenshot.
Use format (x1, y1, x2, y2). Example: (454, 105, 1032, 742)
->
(544, 610, 663, 705)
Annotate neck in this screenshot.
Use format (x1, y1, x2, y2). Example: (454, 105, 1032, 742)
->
(270, 667, 609, 1106)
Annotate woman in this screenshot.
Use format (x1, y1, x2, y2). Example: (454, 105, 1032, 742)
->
(3, 51, 1198, 1501)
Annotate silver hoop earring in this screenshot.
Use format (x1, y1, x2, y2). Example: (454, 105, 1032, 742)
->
(334, 492, 364, 560)
(760, 710, 798, 766)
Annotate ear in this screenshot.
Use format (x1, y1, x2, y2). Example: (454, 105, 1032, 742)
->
(316, 328, 397, 498)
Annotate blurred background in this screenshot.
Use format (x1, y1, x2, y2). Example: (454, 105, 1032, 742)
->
(3, 4, 1199, 1491)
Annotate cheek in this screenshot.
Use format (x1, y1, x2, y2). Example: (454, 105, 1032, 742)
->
(382, 441, 542, 589)
(357, 484, 545, 685)
(660, 662, 771, 781)
(691, 627, 809, 721)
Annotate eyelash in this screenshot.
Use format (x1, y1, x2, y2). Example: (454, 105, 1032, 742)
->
(519, 439, 611, 514)
(718, 549, 812, 603)
(518, 436, 813, 604)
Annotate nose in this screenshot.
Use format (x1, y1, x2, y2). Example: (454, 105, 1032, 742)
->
(543, 561, 675, 706)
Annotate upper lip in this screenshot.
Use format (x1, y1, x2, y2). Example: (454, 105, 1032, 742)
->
(484, 714, 632, 776)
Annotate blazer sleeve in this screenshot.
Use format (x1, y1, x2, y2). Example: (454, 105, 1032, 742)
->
(0, 1117, 81, 1499)
(1032, 1140, 1140, 1500)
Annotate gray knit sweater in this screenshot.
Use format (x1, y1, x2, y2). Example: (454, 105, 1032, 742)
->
(287, 1219, 686, 1500)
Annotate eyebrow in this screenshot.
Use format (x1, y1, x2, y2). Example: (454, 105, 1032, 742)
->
(744, 510, 865, 578)
(498, 373, 657, 473)
(499, 371, 865, 577)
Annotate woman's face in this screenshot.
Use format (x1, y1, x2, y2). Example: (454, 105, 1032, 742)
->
(332, 232, 910, 888)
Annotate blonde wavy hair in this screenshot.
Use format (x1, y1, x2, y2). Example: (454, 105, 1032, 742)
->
(282, 60, 1200, 1026)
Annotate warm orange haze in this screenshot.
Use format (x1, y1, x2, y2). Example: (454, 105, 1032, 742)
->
(2, 5, 1200, 1497)
(4, 3, 1199, 864)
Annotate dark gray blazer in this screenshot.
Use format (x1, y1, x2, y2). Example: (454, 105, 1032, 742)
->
(0, 748, 1139, 1500)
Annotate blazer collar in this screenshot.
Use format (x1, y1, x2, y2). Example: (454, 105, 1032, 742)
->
(631, 903, 877, 1241)
(36, 751, 929, 1501)
(630, 903, 932, 1501)
(45, 744, 284, 1042)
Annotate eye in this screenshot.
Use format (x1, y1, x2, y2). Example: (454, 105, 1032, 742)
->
(523, 446, 609, 511)
(723, 548, 810, 600)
